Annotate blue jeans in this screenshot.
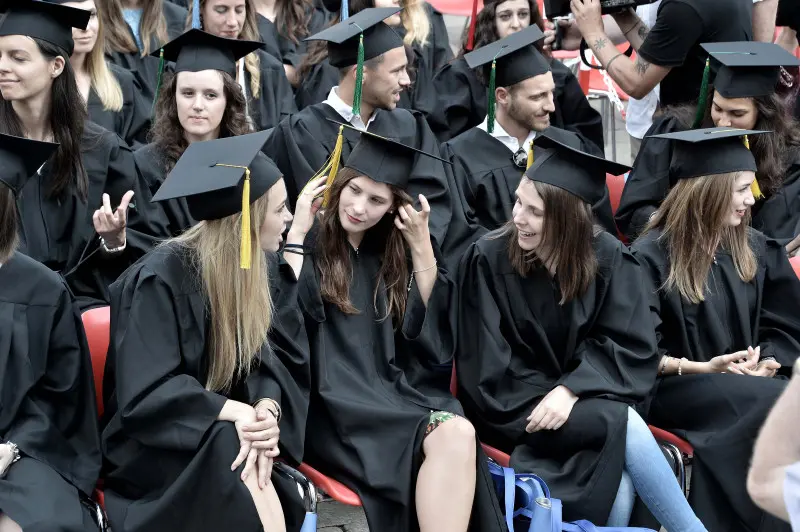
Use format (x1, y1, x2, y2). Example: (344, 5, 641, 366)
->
(606, 407, 707, 532)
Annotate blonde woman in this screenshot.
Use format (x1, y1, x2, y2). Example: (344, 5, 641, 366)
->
(188, 0, 297, 130)
(101, 131, 319, 532)
(631, 128, 800, 532)
(102, 0, 188, 104)
(63, 0, 151, 147)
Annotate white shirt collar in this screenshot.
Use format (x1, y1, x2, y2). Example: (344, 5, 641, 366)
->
(323, 86, 377, 130)
(477, 117, 536, 154)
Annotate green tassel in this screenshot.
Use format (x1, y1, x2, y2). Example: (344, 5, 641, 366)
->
(352, 33, 365, 117)
(487, 60, 496, 134)
(692, 58, 710, 129)
(151, 48, 165, 120)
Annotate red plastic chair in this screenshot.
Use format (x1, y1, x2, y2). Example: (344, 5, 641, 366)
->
(790, 255, 800, 279)
(296, 463, 363, 506)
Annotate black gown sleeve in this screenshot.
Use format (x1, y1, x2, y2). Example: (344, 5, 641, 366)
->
(250, 51, 297, 130)
(550, 60, 604, 155)
(424, 59, 482, 142)
(111, 63, 152, 149)
(108, 268, 228, 451)
(756, 237, 800, 367)
(556, 240, 659, 401)
(425, 3, 454, 73)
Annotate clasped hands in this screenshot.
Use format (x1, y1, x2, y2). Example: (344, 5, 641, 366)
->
(229, 401, 280, 490)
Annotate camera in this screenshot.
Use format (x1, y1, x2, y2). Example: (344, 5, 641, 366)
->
(544, 0, 659, 18)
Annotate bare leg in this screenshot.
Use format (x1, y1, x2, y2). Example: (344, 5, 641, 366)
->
(0, 515, 22, 532)
(243, 474, 287, 532)
(416, 417, 477, 532)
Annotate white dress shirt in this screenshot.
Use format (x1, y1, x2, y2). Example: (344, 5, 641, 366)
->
(323, 86, 377, 131)
(477, 117, 536, 154)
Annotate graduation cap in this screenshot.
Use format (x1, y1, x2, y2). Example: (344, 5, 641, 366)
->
(463, 25, 549, 134)
(0, 0, 91, 56)
(152, 130, 281, 269)
(524, 128, 630, 205)
(151, 29, 262, 78)
(0, 133, 57, 196)
(305, 8, 404, 117)
(702, 42, 800, 99)
(647, 128, 770, 191)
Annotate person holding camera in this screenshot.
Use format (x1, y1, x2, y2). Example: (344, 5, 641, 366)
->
(569, 0, 753, 107)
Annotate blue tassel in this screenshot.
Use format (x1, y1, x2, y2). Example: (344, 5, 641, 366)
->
(341, 0, 349, 21)
(192, 0, 201, 29)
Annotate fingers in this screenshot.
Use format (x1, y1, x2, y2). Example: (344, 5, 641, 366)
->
(231, 441, 251, 471)
(118, 190, 134, 213)
(393, 216, 406, 232)
(251, 438, 280, 450)
(397, 204, 411, 221)
(727, 364, 745, 375)
(242, 427, 280, 442)
(241, 447, 259, 481)
(102, 193, 113, 216)
(257, 450, 270, 489)
(418, 194, 430, 214)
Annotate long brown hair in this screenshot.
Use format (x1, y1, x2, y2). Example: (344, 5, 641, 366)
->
(643, 172, 757, 304)
(171, 192, 274, 393)
(0, 187, 17, 263)
(188, 0, 262, 97)
(0, 39, 88, 201)
(149, 71, 251, 172)
(274, 0, 314, 45)
(102, 0, 170, 56)
(77, 0, 123, 111)
(501, 179, 598, 304)
(316, 167, 413, 322)
(459, 0, 545, 56)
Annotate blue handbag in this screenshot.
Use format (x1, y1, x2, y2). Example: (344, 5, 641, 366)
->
(487, 461, 657, 532)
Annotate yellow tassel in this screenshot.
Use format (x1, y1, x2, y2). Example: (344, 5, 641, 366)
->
(240, 168, 251, 269)
(743, 135, 764, 200)
(526, 140, 534, 170)
(303, 125, 345, 208)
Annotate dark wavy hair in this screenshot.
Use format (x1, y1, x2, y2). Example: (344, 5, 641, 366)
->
(0, 39, 87, 200)
(662, 87, 800, 196)
(149, 70, 251, 173)
(0, 186, 17, 262)
(459, 0, 545, 56)
(316, 167, 413, 323)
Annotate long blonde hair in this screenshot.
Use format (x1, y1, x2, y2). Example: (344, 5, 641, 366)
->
(188, 0, 262, 98)
(644, 172, 757, 304)
(400, 0, 431, 48)
(88, 2, 123, 112)
(102, 0, 170, 56)
(171, 193, 273, 393)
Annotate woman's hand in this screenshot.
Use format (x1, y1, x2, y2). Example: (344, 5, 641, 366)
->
(241, 406, 280, 488)
(92, 191, 134, 248)
(291, 176, 326, 241)
(703, 348, 754, 374)
(526, 385, 578, 433)
(0, 444, 15, 477)
(395, 194, 431, 254)
(724, 346, 760, 375)
(542, 20, 556, 53)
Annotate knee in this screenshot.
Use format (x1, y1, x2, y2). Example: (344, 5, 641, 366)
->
(426, 417, 476, 460)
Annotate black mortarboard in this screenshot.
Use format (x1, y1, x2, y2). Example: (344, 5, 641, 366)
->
(525, 128, 630, 205)
(647, 127, 770, 181)
(305, 7, 404, 68)
(0, 0, 91, 56)
(0, 133, 57, 195)
(151, 29, 263, 78)
(152, 130, 281, 269)
(702, 42, 800, 98)
(463, 25, 549, 134)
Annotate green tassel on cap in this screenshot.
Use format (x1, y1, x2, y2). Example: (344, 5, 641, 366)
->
(692, 58, 710, 129)
(352, 32, 365, 117)
(487, 59, 497, 134)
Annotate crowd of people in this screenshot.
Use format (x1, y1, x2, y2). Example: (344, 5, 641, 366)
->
(2, 0, 800, 531)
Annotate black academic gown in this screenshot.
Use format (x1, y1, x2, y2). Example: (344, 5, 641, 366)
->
(440, 128, 616, 267)
(101, 246, 309, 532)
(105, 2, 188, 105)
(631, 228, 800, 532)
(0, 252, 101, 531)
(422, 57, 604, 150)
(15, 122, 161, 311)
(456, 230, 659, 524)
(256, 15, 285, 62)
(133, 143, 195, 237)
(616, 116, 800, 243)
(87, 63, 152, 149)
(263, 104, 452, 245)
(246, 50, 298, 131)
(299, 228, 505, 532)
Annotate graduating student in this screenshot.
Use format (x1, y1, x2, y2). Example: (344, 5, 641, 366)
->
(617, 42, 800, 245)
(102, 0, 188, 105)
(631, 127, 800, 532)
(0, 135, 102, 532)
(456, 130, 706, 530)
(0, 0, 161, 310)
(422, 0, 601, 146)
(265, 8, 452, 245)
(298, 127, 505, 532)
(187, 0, 297, 130)
(135, 29, 260, 237)
(102, 132, 311, 532)
(441, 26, 615, 266)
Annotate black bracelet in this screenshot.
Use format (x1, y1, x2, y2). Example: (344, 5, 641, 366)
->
(282, 248, 312, 256)
(283, 243, 311, 250)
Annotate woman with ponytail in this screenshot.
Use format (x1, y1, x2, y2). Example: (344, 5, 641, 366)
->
(102, 132, 316, 532)
(187, 0, 297, 130)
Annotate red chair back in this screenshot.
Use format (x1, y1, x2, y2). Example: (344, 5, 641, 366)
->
(606, 172, 625, 215)
(791, 256, 800, 280)
(82, 306, 111, 417)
